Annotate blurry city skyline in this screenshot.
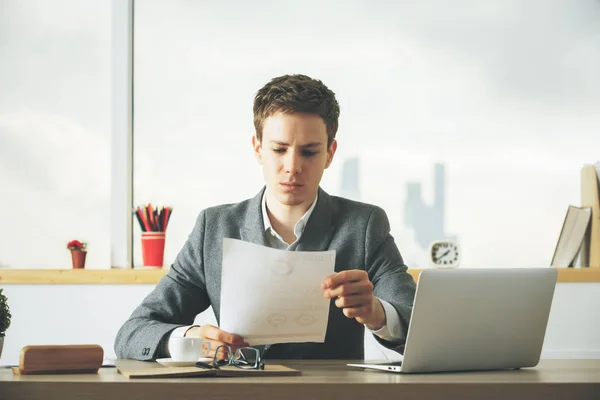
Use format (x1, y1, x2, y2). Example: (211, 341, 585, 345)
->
(338, 158, 456, 267)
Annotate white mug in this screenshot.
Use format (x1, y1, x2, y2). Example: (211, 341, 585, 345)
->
(169, 337, 211, 362)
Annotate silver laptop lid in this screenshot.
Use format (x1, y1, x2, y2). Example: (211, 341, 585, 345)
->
(401, 268, 557, 373)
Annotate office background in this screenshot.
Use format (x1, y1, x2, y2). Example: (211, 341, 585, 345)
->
(0, 0, 599, 364)
(1, 0, 599, 270)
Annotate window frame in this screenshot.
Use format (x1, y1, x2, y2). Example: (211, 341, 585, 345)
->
(111, 0, 134, 268)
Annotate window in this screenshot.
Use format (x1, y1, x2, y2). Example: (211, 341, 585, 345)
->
(0, 0, 111, 269)
(6, 1, 594, 270)
(133, 0, 600, 268)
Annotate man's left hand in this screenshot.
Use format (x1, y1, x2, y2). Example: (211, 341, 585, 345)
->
(322, 270, 385, 330)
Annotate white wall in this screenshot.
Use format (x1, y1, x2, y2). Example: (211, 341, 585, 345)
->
(1, 283, 599, 365)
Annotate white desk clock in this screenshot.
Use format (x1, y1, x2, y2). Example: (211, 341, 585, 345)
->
(429, 240, 460, 268)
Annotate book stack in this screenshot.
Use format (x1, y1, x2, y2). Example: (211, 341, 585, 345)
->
(551, 163, 600, 268)
(580, 163, 600, 267)
(551, 205, 591, 267)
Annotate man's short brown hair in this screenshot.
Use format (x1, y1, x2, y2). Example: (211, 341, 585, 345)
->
(253, 74, 340, 148)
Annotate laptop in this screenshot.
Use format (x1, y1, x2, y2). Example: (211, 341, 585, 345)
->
(348, 268, 557, 373)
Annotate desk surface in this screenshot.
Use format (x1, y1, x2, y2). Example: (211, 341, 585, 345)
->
(1, 359, 600, 400)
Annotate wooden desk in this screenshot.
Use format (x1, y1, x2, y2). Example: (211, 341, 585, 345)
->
(1, 359, 599, 400)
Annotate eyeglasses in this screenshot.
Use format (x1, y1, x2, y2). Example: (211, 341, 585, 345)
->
(195, 345, 264, 370)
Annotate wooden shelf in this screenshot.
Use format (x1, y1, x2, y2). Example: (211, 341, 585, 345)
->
(0, 268, 599, 285)
(0, 268, 167, 284)
(555, 268, 600, 282)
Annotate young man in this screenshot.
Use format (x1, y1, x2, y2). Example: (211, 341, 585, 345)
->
(115, 74, 416, 361)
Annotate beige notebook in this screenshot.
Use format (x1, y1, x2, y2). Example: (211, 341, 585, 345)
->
(118, 364, 301, 379)
(118, 367, 216, 379)
(217, 365, 301, 377)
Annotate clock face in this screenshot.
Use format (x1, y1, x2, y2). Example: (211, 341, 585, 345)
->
(430, 241, 460, 267)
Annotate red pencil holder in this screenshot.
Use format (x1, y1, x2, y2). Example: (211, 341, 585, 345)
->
(141, 232, 166, 268)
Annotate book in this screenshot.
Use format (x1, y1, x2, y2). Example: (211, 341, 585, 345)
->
(580, 163, 600, 267)
(117, 364, 301, 379)
(551, 205, 592, 268)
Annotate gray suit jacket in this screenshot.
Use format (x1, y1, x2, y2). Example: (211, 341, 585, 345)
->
(115, 187, 416, 360)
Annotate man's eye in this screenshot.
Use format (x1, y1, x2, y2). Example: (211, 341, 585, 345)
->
(272, 148, 286, 153)
(302, 151, 317, 157)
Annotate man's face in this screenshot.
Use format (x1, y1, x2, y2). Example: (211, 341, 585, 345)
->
(252, 112, 337, 209)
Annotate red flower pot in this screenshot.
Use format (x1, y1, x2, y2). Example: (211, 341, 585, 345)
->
(70, 250, 87, 269)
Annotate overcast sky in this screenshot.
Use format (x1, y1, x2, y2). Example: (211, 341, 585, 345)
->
(0, 0, 111, 268)
(1, 0, 599, 268)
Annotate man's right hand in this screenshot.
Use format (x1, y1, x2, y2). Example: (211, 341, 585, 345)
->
(184, 325, 248, 360)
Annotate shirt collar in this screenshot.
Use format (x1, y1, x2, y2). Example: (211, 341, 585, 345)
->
(261, 190, 319, 241)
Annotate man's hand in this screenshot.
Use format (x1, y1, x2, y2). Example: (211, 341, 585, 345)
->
(322, 270, 386, 330)
(185, 325, 248, 360)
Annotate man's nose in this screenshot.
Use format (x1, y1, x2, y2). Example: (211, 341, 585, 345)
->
(284, 151, 302, 175)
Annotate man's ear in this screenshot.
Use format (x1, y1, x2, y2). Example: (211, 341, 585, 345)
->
(252, 136, 263, 165)
(325, 140, 337, 169)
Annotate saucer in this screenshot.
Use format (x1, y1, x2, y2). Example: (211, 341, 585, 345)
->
(156, 357, 212, 367)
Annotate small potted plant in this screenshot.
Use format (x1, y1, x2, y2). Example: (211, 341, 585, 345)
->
(0, 288, 11, 360)
(67, 240, 88, 269)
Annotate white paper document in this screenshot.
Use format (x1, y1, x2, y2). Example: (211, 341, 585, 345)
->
(219, 238, 336, 346)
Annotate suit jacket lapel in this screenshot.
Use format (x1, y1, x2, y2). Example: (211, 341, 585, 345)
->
(240, 187, 268, 247)
(295, 187, 335, 252)
(240, 186, 335, 251)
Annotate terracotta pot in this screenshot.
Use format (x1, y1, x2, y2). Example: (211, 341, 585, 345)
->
(71, 250, 87, 269)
